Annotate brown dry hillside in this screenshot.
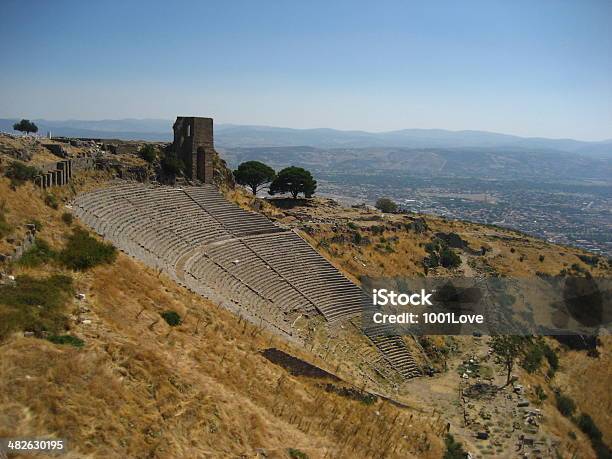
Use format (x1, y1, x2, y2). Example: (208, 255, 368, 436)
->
(228, 191, 612, 458)
(0, 177, 444, 459)
(0, 133, 610, 459)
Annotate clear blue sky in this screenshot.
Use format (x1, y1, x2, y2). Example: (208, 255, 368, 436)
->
(1, 0, 611, 140)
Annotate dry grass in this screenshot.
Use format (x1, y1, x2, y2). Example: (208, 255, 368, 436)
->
(1, 154, 610, 458)
(0, 177, 445, 458)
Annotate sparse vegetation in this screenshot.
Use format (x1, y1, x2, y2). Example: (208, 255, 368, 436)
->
(44, 193, 60, 209)
(59, 229, 117, 270)
(424, 237, 462, 269)
(139, 144, 157, 163)
(5, 161, 38, 186)
(18, 239, 56, 267)
(47, 334, 84, 348)
(555, 391, 576, 417)
(287, 448, 309, 459)
(578, 254, 600, 267)
(443, 434, 468, 459)
(534, 385, 548, 403)
(0, 274, 74, 340)
(160, 151, 185, 176)
(0, 205, 11, 238)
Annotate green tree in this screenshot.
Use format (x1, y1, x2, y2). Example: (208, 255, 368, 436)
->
(269, 166, 317, 199)
(233, 161, 276, 195)
(491, 335, 525, 388)
(139, 144, 157, 163)
(13, 119, 38, 135)
(375, 197, 398, 213)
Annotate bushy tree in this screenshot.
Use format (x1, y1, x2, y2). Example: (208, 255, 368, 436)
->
(233, 161, 276, 195)
(375, 197, 398, 213)
(269, 166, 316, 199)
(13, 119, 38, 135)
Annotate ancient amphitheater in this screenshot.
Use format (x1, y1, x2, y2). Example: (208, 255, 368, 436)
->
(73, 182, 420, 378)
(72, 182, 420, 380)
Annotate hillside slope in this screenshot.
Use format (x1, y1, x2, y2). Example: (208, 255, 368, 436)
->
(0, 131, 609, 458)
(0, 178, 444, 458)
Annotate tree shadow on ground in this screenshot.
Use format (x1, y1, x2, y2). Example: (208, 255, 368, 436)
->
(267, 197, 313, 209)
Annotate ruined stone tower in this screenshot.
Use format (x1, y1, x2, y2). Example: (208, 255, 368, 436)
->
(172, 116, 215, 183)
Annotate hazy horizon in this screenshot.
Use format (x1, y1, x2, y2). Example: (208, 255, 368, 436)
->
(1, 0, 611, 141)
(3, 116, 612, 142)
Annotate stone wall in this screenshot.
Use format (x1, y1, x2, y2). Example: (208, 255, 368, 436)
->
(34, 157, 95, 189)
(172, 116, 215, 183)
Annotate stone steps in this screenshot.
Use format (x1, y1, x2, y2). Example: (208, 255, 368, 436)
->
(72, 182, 421, 380)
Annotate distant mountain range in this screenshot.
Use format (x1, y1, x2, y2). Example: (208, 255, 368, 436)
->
(1, 118, 610, 157)
(220, 146, 612, 183)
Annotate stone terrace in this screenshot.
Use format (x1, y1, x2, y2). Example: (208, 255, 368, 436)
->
(72, 183, 420, 379)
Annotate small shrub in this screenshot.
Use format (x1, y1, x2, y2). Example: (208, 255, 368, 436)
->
(555, 392, 576, 417)
(18, 239, 56, 267)
(539, 254, 545, 262)
(510, 247, 516, 253)
(139, 144, 157, 163)
(45, 193, 60, 209)
(543, 344, 559, 373)
(59, 229, 117, 270)
(440, 247, 461, 268)
(375, 197, 398, 213)
(287, 449, 309, 459)
(47, 334, 84, 348)
(578, 254, 599, 267)
(161, 152, 185, 176)
(443, 434, 468, 459)
(346, 222, 358, 230)
(5, 161, 38, 186)
(61, 212, 74, 225)
(535, 385, 548, 402)
(161, 310, 181, 326)
(577, 414, 602, 442)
